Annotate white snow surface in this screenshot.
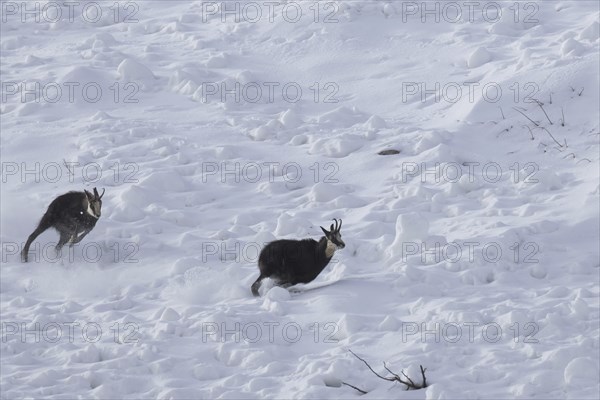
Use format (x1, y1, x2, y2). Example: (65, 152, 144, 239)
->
(1, 1, 599, 399)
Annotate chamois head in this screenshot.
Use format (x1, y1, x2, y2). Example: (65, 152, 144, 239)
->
(321, 218, 345, 249)
(84, 187, 105, 218)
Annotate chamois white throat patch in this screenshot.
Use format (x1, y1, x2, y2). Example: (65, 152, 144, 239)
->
(325, 239, 337, 258)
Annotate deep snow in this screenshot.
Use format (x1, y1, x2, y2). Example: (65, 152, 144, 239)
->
(1, 1, 599, 399)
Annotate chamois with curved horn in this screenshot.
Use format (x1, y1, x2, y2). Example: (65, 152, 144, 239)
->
(21, 188, 105, 262)
(251, 218, 345, 296)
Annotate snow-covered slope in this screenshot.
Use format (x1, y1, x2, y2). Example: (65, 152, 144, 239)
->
(1, 1, 599, 398)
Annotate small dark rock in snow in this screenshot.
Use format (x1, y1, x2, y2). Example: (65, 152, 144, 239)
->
(378, 149, 400, 155)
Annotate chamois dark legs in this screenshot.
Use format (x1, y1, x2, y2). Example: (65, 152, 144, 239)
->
(70, 229, 91, 246)
(52, 220, 78, 253)
(21, 216, 53, 262)
(55, 231, 70, 253)
(251, 274, 266, 296)
(22, 222, 92, 262)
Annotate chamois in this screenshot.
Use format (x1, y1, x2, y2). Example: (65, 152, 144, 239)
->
(21, 188, 105, 262)
(251, 219, 345, 296)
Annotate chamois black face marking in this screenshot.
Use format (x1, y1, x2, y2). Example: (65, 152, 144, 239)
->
(21, 187, 105, 262)
(322, 218, 345, 250)
(85, 187, 104, 218)
(251, 218, 345, 296)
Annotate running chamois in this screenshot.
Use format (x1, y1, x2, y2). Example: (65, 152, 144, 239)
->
(251, 219, 345, 296)
(21, 188, 105, 262)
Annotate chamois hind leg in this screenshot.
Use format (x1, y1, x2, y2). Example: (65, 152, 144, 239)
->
(251, 274, 266, 297)
(21, 215, 53, 262)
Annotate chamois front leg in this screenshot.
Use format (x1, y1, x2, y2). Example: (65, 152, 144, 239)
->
(55, 231, 70, 253)
(70, 228, 91, 246)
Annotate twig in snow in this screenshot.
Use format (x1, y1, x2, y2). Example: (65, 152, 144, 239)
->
(62, 159, 76, 179)
(341, 382, 367, 395)
(534, 99, 553, 125)
(536, 126, 563, 148)
(344, 350, 428, 393)
(497, 126, 512, 137)
(513, 107, 539, 126)
(523, 125, 535, 140)
(348, 350, 394, 382)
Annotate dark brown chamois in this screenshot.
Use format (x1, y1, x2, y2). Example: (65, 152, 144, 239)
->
(21, 188, 105, 262)
(251, 219, 345, 296)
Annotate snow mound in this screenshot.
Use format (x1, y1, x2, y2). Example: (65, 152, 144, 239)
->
(467, 47, 492, 68)
(564, 357, 599, 386)
(117, 58, 157, 89)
